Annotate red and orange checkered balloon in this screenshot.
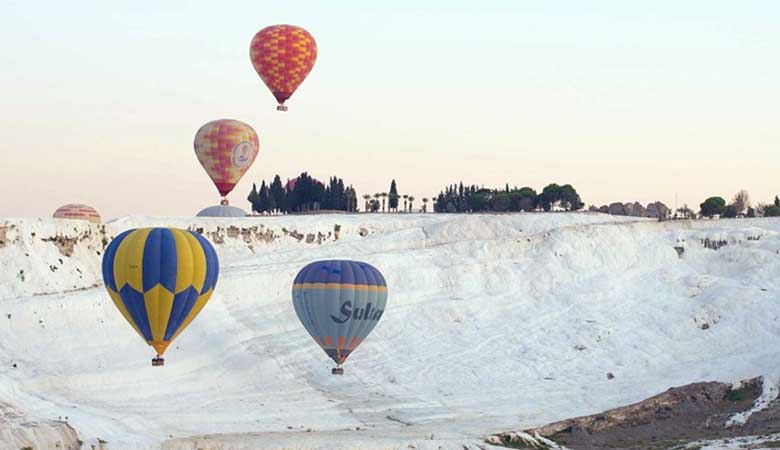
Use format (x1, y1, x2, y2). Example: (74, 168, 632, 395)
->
(194, 119, 259, 200)
(250, 24, 317, 111)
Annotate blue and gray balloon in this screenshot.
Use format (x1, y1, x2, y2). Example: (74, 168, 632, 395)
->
(292, 260, 388, 368)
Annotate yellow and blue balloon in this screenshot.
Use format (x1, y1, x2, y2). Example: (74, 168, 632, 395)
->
(102, 228, 219, 366)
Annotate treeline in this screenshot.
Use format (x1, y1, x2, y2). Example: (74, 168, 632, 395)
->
(363, 179, 424, 213)
(434, 183, 583, 213)
(700, 190, 780, 218)
(247, 172, 358, 214)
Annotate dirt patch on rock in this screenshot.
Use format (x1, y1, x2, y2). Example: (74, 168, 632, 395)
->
(41, 229, 101, 257)
(42, 235, 80, 257)
(0, 224, 16, 248)
(491, 378, 780, 450)
(190, 226, 281, 246)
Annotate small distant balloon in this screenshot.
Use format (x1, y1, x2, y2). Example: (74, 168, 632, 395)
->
(194, 119, 259, 203)
(250, 25, 317, 111)
(196, 205, 248, 218)
(102, 228, 219, 366)
(53, 204, 101, 223)
(292, 260, 388, 375)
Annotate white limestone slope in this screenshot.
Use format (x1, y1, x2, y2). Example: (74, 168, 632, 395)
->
(0, 213, 779, 450)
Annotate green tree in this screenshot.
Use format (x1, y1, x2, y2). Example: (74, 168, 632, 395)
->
(267, 192, 276, 213)
(269, 175, 285, 213)
(559, 184, 584, 211)
(700, 196, 726, 218)
(722, 204, 739, 218)
(247, 183, 259, 214)
(349, 187, 358, 212)
(539, 183, 561, 211)
(258, 181, 270, 213)
(775, 196, 780, 207)
(389, 180, 399, 211)
(468, 193, 489, 212)
(515, 187, 537, 211)
(445, 201, 457, 213)
(764, 205, 780, 217)
(491, 193, 511, 212)
(289, 172, 324, 212)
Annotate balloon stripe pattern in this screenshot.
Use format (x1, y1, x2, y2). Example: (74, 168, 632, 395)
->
(194, 119, 259, 198)
(102, 228, 219, 356)
(292, 260, 387, 365)
(53, 204, 101, 223)
(250, 24, 317, 106)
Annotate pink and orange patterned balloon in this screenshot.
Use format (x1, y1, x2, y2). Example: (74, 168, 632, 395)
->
(250, 24, 317, 111)
(194, 119, 259, 201)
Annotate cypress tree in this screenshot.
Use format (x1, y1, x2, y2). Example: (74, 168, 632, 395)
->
(389, 180, 399, 211)
(248, 183, 259, 213)
(258, 181, 270, 213)
(270, 175, 285, 213)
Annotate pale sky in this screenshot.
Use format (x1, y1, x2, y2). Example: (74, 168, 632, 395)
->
(1, 1, 778, 219)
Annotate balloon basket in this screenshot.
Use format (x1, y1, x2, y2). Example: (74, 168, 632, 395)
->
(152, 357, 165, 367)
(220, 198, 229, 206)
(277, 105, 288, 111)
(332, 367, 344, 375)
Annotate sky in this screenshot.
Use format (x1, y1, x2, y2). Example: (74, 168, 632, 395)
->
(1, 1, 778, 218)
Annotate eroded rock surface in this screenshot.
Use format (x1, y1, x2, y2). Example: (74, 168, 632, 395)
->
(491, 378, 780, 450)
(0, 402, 81, 450)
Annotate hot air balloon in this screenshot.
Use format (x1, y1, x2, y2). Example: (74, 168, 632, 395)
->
(53, 204, 101, 223)
(250, 25, 317, 111)
(292, 260, 387, 375)
(194, 119, 259, 204)
(102, 228, 219, 366)
(196, 205, 248, 218)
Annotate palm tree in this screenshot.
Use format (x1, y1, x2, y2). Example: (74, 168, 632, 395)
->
(422, 197, 429, 213)
(381, 192, 388, 213)
(373, 193, 381, 213)
(402, 194, 409, 213)
(363, 194, 371, 213)
(408, 196, 415, 213)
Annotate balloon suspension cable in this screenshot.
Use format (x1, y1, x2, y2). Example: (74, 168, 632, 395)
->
(331, 364, 344, 375)
(220, 198, 229, 206)
(152, 356, 165, 367)
(277, 104, 288, 112)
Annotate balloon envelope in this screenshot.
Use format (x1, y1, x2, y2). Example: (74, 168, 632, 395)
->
(194, 119, 259, 198)
(102, 228, 219, 359)
(250, 25, 317, 109)
(292, 260, 387, 366)
(53, 204, 101, 223)
(196, 205, 248, 218)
